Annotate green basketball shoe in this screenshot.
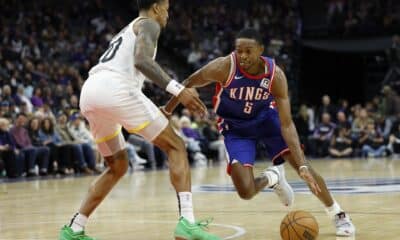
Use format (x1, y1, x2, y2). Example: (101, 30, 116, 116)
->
(59, 225, 96, 240)
(174, 217, 222, 240)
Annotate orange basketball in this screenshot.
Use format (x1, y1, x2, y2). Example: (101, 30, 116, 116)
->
(280, 210, 319, 240)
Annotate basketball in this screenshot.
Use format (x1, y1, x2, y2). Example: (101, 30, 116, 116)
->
(280, 210, 319, 240)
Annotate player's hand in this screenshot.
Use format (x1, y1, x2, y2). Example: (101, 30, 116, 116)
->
(177, 88, 207, 117)
(299, 166, 321, 195)
(159, 106, 172, 119)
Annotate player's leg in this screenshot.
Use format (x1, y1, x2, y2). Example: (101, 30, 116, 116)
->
(230, 162, 275, 200)
(122, 91, 220, 240)
(132, 118, 220, 240)
(329, 148, 341, 157)
(261, 113, 295, 207)
(78, 148, 129, 216)
(224, 135, 279, 200)
(60, 112, 128, 240)
(283, 153, 355, 236)
(341, 147, 353, 157)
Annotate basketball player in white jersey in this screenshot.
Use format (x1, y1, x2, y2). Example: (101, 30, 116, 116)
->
(59, 1, 221, 239)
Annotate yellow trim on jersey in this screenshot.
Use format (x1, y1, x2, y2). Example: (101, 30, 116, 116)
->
(127, 121, 151, 133)
(95, 128, 122, 144)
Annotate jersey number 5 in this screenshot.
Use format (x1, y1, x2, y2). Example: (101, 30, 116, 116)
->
(244, 102, 253, 114)
(100, 36, 123, 63)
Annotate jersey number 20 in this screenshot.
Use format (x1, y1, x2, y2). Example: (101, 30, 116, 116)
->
(100, 36, 123, 63)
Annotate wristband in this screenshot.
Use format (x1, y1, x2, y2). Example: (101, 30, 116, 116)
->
(299, 165, 308, 171)
(166, 80, 185, 96)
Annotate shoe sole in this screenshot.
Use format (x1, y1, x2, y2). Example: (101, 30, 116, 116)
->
(336, 231, 355, 237)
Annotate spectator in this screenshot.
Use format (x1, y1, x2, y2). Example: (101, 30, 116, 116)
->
(0, 101, 12, 120)
(67, 113, 95, 147)
(2, 85, 14, 105)
(388, 123, 400, 155)
(202, 117, 226, 162)
(31, 87, 44, 108)
(27, 117, 51, 175)
(18, 102, 32, 118)
(180, 116, 208, 166)
(352, 108, 373, 136)
(187, 44, 204, 70)
(171, 115, 207, 166)
(329, 127, 353, 158)
(336, 111, 351, 136)
(0, 118, 24, 178)
(294, 104, 311, 151)
(14, 85, 33, 113)
(55, 112, 95, 174)
(39, 117, 71, 174)
(125, 142, 148, 171)
(359, 122, 387, 158)
(375, 113, 392, 139)
(337, 99, 351, 118)
(127, 134, 157, 169)
(181, 108, 192, 119)
(381, 85, 400, 120)
(310, 113, 336, 157)
(10, 113, 49, 176)
(318, 95, 336, 122)
(34, 104, 56, 121)
(67, 112, 100, 173)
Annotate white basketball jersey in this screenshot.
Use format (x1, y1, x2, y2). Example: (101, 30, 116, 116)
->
(89, 17, 157, 89)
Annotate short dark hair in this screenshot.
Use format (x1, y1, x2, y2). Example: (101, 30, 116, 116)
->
(236, 28, 263, 45)
(16, 113, 27, 118)
(137, 0, 163, 11)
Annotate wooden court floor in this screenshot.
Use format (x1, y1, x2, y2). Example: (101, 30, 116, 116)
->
(1, 158, 400, 239)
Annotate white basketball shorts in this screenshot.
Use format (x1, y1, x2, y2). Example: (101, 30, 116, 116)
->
(80, 70, 169, 157)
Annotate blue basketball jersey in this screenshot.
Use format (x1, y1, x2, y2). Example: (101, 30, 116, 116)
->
(213, 52, 277, 137)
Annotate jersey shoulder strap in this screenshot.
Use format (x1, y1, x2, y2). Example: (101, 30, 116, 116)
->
(223, 52, 237, 87)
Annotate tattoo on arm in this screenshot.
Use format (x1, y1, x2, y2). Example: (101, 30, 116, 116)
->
(134, 19, 171, 89)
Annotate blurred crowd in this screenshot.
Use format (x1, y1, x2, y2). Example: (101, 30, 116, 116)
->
(164, 0, 300, 73)
(295, 87, 400, 159)
(0, 0, 398, 179)
(326, 0, 400, 37)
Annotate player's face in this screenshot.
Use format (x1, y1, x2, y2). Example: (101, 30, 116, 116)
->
(155, 0, 169, 28)
(235, 38, 264, 71)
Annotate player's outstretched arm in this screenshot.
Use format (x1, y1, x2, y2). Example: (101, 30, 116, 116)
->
(271, 66, 321, 194)
(163, 56, 231, 114)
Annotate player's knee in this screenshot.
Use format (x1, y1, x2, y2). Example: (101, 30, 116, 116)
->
(112, 159, 129, 177)
(237, 190, 254, 200)
(166, 135, 186, 154)
(105, 150, 129, 178)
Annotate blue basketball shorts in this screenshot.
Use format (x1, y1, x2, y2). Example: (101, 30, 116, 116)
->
(222, 111, 290, 175)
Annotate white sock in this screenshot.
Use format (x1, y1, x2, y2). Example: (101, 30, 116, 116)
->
(325, 201, 343, 219)
(69, 213, 88, 232)
(264, 169, 279, 187)
(178, 192, 195, 224)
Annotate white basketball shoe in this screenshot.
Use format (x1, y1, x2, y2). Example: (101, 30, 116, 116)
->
(334, 212, 356, 236)
(264, 164, 294, 207)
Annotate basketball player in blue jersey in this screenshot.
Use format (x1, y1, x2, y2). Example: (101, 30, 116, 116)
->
(164, 28, 355, 236)
(59, 0, 221, 240)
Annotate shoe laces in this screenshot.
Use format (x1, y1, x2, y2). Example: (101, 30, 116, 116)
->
(195, 218, 214, 230)
(335, 212, 351, 228)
